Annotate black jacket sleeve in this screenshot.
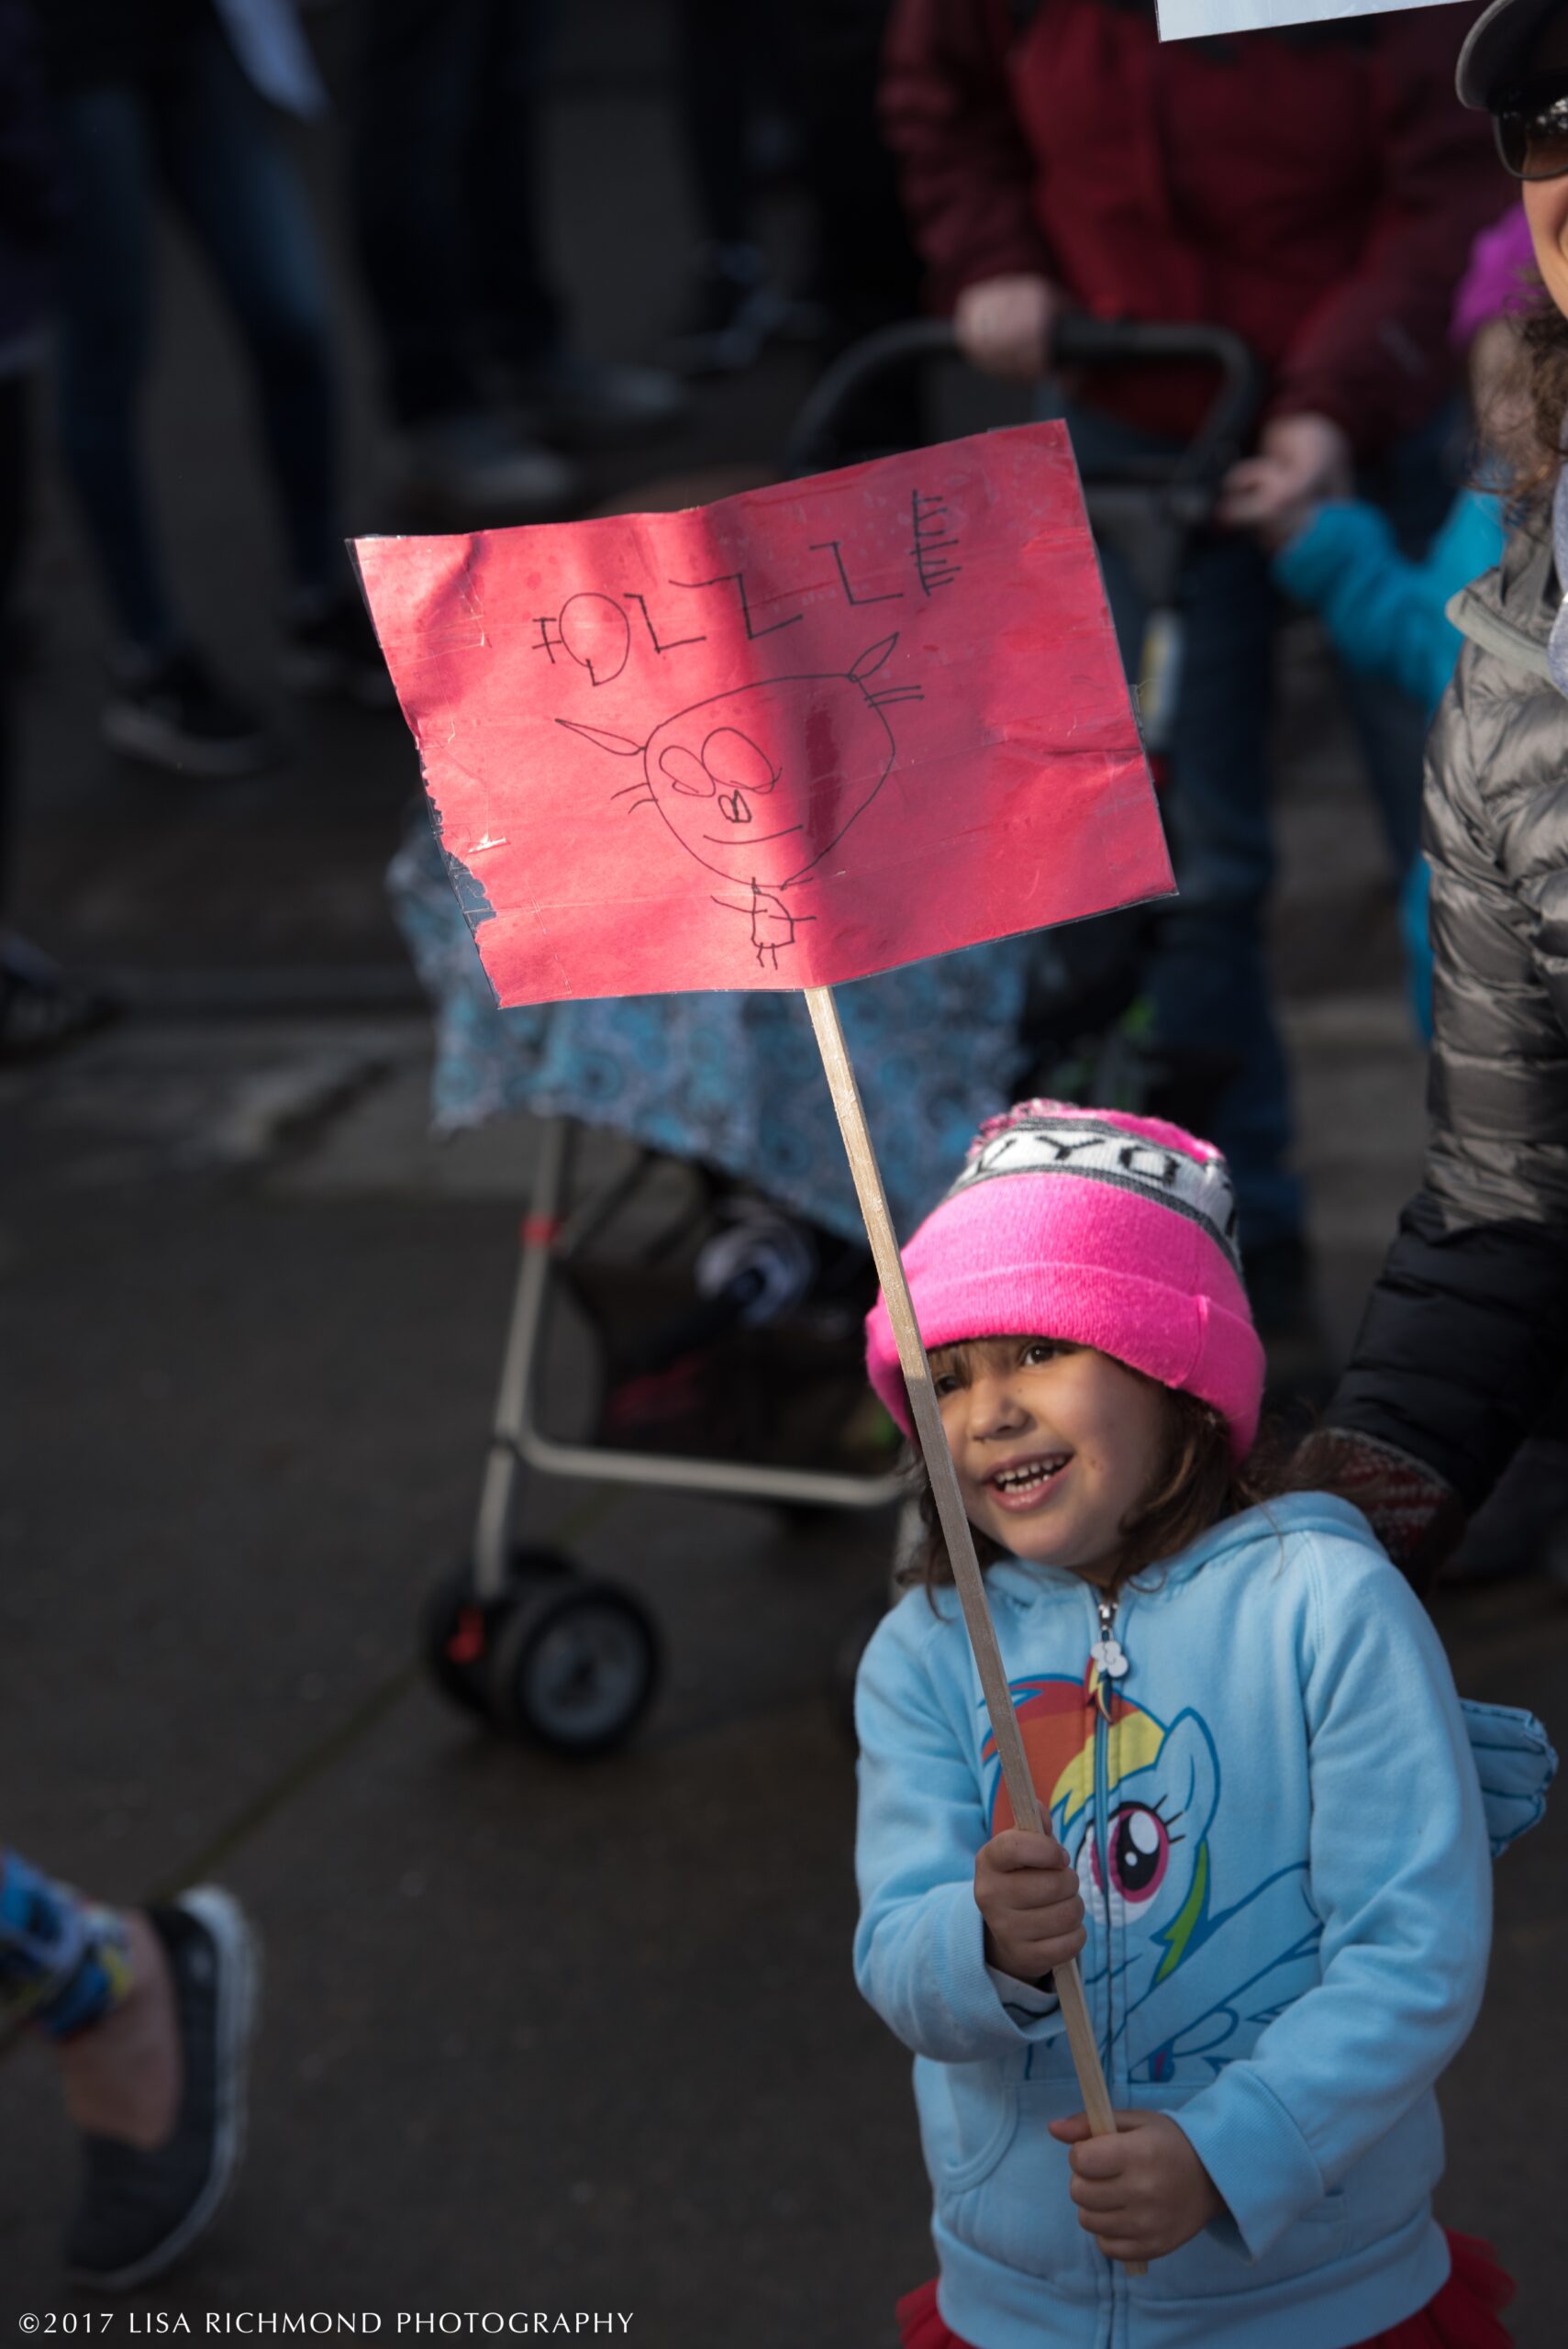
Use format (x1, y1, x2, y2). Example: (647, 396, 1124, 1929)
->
(1327, 627, 1568, 1509)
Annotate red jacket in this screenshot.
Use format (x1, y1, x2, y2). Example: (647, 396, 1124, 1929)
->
(880, 0, 1507, 453)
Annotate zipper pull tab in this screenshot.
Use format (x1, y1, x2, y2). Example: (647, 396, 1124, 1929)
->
(1090, 1597, 1129, 1681)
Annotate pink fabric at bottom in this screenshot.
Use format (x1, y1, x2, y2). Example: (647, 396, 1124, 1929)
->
(895, 2232, 1516, 2349)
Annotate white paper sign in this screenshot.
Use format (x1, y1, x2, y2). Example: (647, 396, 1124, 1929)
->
(1159, 0, 1466, 40)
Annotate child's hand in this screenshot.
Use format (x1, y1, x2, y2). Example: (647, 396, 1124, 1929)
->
(974, 1829, 1085, 1980)
(1218, 414, 1352, 536)
(1049, 2109, 1225, 2264)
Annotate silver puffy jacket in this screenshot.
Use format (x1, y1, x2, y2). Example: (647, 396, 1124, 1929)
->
(1328, 512, 1568, 1509)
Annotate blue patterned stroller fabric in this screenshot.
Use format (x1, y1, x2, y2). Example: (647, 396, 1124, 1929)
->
(388, 814, 1039, 1241)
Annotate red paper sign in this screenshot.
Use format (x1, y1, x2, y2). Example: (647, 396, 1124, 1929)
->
(354, 424, 1171, 1007)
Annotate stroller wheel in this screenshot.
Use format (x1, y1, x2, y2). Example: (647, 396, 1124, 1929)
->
(486, 1577, 662, 1756)
(420, 1549, 577, 1719)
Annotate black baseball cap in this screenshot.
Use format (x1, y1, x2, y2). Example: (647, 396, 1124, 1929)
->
(1458, 0, 1568, 108)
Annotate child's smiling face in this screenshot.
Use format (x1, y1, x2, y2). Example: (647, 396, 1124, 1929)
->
(931, 1336, 1173, 1586)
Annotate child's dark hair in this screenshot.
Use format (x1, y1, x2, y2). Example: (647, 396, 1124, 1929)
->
(896, 1366, 1297, 1604)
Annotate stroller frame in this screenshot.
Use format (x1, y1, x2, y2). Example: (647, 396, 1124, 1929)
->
(425, 315, 1263, 1756)
(473, 1115, 906, 1603)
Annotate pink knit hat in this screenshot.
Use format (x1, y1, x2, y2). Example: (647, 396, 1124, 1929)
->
(865, 1100, 1265, 1459)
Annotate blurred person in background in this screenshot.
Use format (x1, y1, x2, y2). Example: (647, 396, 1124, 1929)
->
(881, 0, 1504, 1341)
(350, 0, 686, 522)
(664, 2, 817, 377)
(0, 1854, 256, 2288)
(1267, 206, 1533, 1039)
(41, 0, 388, 778)
(1301, 0, 1568, 1594)
(0, 0, 113, 1052)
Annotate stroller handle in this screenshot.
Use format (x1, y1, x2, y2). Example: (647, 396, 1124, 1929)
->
(782, 313, 1264, 498)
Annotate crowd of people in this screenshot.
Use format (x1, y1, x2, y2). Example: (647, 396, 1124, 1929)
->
(6, 0, 1568, 2333)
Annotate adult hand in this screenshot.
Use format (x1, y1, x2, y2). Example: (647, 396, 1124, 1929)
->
(974, 1827, 1085, 1980)
(1218, 413, 1353, 540)
(954, 273, 1061, 382)
(1049, 2108, 1225, 2264)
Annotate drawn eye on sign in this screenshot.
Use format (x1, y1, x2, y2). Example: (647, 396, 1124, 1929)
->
(555, 632, 923, 968)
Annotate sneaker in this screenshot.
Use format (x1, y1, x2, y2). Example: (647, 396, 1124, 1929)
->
(64, 1888, 260, 2292)
(500, 351, 689, 451)
(395, 406, 579, 524)
(102, 649, 274, 779)
(663, 244, 818, 377)
(282, 589, 396, 708)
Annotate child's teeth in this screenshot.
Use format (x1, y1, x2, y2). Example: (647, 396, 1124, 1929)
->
(995, 1459, 1064, 1490)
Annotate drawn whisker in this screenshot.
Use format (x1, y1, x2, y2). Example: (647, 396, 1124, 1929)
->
(868, 686, 924, 707)
(609, 780, 653, 798)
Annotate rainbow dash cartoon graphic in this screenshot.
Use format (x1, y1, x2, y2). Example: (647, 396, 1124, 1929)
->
(555, 633, 920, 969)
(984, 1677, 1322, 2081)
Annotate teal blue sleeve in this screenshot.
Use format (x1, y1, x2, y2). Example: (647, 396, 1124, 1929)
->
(853, 1602, 1068, 2061)
(1272, 493, 1507, 718)
(1172, 1540, 1492, 2261)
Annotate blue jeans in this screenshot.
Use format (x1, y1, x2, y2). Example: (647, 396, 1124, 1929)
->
(1061, 398, 1455, 1251)
(56, 21, 339, 654)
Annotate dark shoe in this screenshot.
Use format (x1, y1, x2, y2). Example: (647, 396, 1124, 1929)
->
(102, 650, 274, 779)
(503, 351, 688, 451)
(0, 936, 120, 1064)
(395, 406, 579, 524)
(663, 243, 818, 377)
(65, 1888, 259, 2291)
(282, 590, 396, 709)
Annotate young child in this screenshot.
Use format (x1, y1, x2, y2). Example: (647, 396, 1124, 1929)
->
(1259, 205, 1534, 1040)
(854, 1100, 1527, 2349)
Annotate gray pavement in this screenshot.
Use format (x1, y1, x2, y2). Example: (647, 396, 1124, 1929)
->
(4, 5, 1566, 2341)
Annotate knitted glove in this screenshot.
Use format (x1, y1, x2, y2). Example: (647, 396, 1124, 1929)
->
(1292, 1426, 1469, 1592)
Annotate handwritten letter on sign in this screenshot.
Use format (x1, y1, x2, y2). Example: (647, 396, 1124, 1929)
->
(354, 423, 1172, 1008)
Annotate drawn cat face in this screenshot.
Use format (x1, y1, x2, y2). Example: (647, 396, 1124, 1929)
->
(641, 674, 894, 889)
(555, 635, 911, 896)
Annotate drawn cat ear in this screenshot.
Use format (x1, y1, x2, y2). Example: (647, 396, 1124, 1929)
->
(850, 633, 898, 682)
(555, 718, 644, 756)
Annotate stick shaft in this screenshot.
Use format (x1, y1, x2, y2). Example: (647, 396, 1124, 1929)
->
(803, 985, 1122, 2149)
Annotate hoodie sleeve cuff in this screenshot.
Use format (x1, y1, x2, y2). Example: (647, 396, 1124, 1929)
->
(917, 1880, 1069, 2053)
(986, 1964, 1060, 2015)
(1173, 2066, 1325, 2259)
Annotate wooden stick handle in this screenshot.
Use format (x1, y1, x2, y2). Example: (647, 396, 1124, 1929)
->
(805, 985, 1142, 2274)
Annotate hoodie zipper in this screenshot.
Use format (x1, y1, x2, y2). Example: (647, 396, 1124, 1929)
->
(1089, 1593, 1128, 2066)
(1092, 1590, 1135, 2347)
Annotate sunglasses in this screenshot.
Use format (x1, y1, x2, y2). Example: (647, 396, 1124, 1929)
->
(1495, 74, 1568, 178)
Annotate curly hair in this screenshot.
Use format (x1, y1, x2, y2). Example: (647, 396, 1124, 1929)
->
(1500, 283, 1568, 505)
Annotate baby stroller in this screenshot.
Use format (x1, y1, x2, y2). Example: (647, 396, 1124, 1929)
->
(407, 315, 1264, 1758)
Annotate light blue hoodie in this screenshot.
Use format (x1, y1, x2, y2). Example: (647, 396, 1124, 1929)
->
(854, 1494, 1548, 2349)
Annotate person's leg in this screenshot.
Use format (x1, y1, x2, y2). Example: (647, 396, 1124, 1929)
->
(1062, 399, 1301, 1254)
(1150, 525, 1300, 1249)
(0, 371, 120, 1054)
(2, 1851, 259, 2287)
(468, 0, 564, 374)
(348, 0, 577, 518)
(350, 0, 489, 427)
(1340, 398, 1464, 874)
(465, 0, 682, 447)
(53, 76, 271, 774)
(0, 1849, 136, 2046)
(155, 19, 339, 599)
(53, 84, 183, 657)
